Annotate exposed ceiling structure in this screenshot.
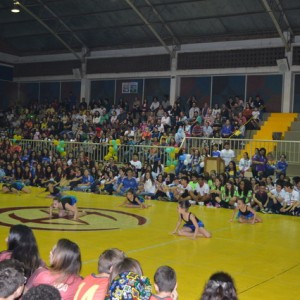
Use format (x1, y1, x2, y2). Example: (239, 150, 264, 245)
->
(0, 0, 300, 59)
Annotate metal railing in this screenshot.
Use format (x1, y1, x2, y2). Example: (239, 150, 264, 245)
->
(11, 139, 184, 166)
(9, 137, 300, 165)
(184, 137, 300, 164)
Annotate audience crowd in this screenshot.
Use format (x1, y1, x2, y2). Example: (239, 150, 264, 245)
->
(0, 94, 298, 216)
(0, 224, 238, 300)
(0, 95, 298, 299)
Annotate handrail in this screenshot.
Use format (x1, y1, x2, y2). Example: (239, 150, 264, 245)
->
(229, 116, 255, 138)
(5, 136, 300, 165)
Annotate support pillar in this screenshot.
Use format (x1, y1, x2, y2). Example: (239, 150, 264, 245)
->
(282, 51, 292, 112)
(169, 54, 179, 106)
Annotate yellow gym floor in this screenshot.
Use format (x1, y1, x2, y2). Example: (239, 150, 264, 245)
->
(0, 188, 299, 300)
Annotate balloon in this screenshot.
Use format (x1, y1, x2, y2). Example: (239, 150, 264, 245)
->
(166, 160, 171, 167)
(109, 140, 113, 145)
(116, 139, 121, 145)
(172, 160, 178, 166)
(113, 145, 118, 152)
(186, 154, 191, 160)
(59, 140, 65, 147)
(165, 148, 172, 153)
(113, 156, 118, 160)
(169, 165, 175, 171)
(164, 167, 170, 173)
(104, 155, 109, 161)
(53, 140, 59, 146)
(109, 146, 114, 153)
(170, 147, 175, 153)
(179, 155, 185, 161)
(184, 159, 189, 166)
(56, 146, 64, 153)
(175, 148, 180, 154)
(169, 152, 175, 159)
(112, 140, 117, 146)
(200, 162, 205, 168)
(12, 138, 16, 144)
(61, 151, 66, 157)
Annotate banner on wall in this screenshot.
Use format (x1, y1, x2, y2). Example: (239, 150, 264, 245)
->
(122, 82, 138, 94)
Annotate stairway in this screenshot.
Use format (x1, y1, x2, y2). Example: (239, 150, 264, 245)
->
(276, 114, 300, 176)
(237, 113, 298, 160)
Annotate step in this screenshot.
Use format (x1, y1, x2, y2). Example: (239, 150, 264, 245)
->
(290, 122, 300, 131)
(283, 131, 300, 140)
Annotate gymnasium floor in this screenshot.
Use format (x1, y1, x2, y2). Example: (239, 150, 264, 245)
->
(0, 188, 299, 300)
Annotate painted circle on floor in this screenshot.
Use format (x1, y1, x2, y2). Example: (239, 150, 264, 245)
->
(0, 206, 147, 231)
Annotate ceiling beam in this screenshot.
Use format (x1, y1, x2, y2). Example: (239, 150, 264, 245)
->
(36, 0, 88, 53)
(16, 0, 82, 61)
(124, 0, 172, 56)
(144, 0, 180, 47)
(261, 0, 294, 51)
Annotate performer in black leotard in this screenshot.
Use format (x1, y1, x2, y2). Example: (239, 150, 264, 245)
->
(230, 198, 262, 224)
(49, 195, 86, 220)
(120, 189, 149, 208)
(172, 200, 211, 239)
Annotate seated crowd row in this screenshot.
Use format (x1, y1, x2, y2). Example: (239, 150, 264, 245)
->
(0, 139, 298, 216)
(0, 94, 264, 146)
(0, 224, 238, 300)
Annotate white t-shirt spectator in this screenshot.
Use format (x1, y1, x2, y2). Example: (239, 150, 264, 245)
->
(161, 116, 171, 126)
(239, 158, 252, 172)
(220, 149, 235, 166)
(195, 183, 210, 196)
(150, 101, 160, 111)
(130, 160, 142, 170)
(144, 179, 157, 194)
(283, 190, 299, 206)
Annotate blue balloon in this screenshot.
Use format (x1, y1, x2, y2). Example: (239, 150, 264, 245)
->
(179, 155, 185, 161)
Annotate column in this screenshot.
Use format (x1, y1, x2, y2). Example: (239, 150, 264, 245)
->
(169, 53, 179, 106)
(282, 51, 292, 112)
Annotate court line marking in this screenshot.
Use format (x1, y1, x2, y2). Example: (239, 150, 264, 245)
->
(82, 225, 232, 265)
(238, 261, 300, 294)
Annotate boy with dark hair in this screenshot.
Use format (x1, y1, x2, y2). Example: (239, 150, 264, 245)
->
(23, 284, 61, 300)
(150, 266, 178, 300)
(74, 248, 125, 300)
(0, 259, 25, 300)
(252, 182, 268, 213)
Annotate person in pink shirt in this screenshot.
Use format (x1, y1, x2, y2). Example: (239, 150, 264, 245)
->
(0, 224, 42, 280)
(25, 239, 82, 300)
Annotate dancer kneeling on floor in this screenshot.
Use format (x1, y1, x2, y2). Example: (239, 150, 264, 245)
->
(120, 188, 149, 208)
(172, 200, 211, 239)
(230, 198, 262, 224)
(49, 195, 86, 220)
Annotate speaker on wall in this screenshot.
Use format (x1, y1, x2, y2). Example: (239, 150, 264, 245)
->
(276, 58, 290, 73)
(72, 68, 82, 79)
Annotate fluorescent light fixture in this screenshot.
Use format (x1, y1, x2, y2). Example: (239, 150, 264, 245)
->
(11, 1, 20, 13)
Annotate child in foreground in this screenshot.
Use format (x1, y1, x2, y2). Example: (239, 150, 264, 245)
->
(172, 200, 211, 239)
(230, 198, 262, 224)
(150, 265, 178, 300)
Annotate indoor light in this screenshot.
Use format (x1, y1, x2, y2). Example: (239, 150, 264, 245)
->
(11, 1, 20, 13)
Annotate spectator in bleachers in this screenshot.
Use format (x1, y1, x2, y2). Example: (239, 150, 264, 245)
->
(220, 142, 235, 167)
(221, 119, 233, 138)
(275, 154, 288, 178)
